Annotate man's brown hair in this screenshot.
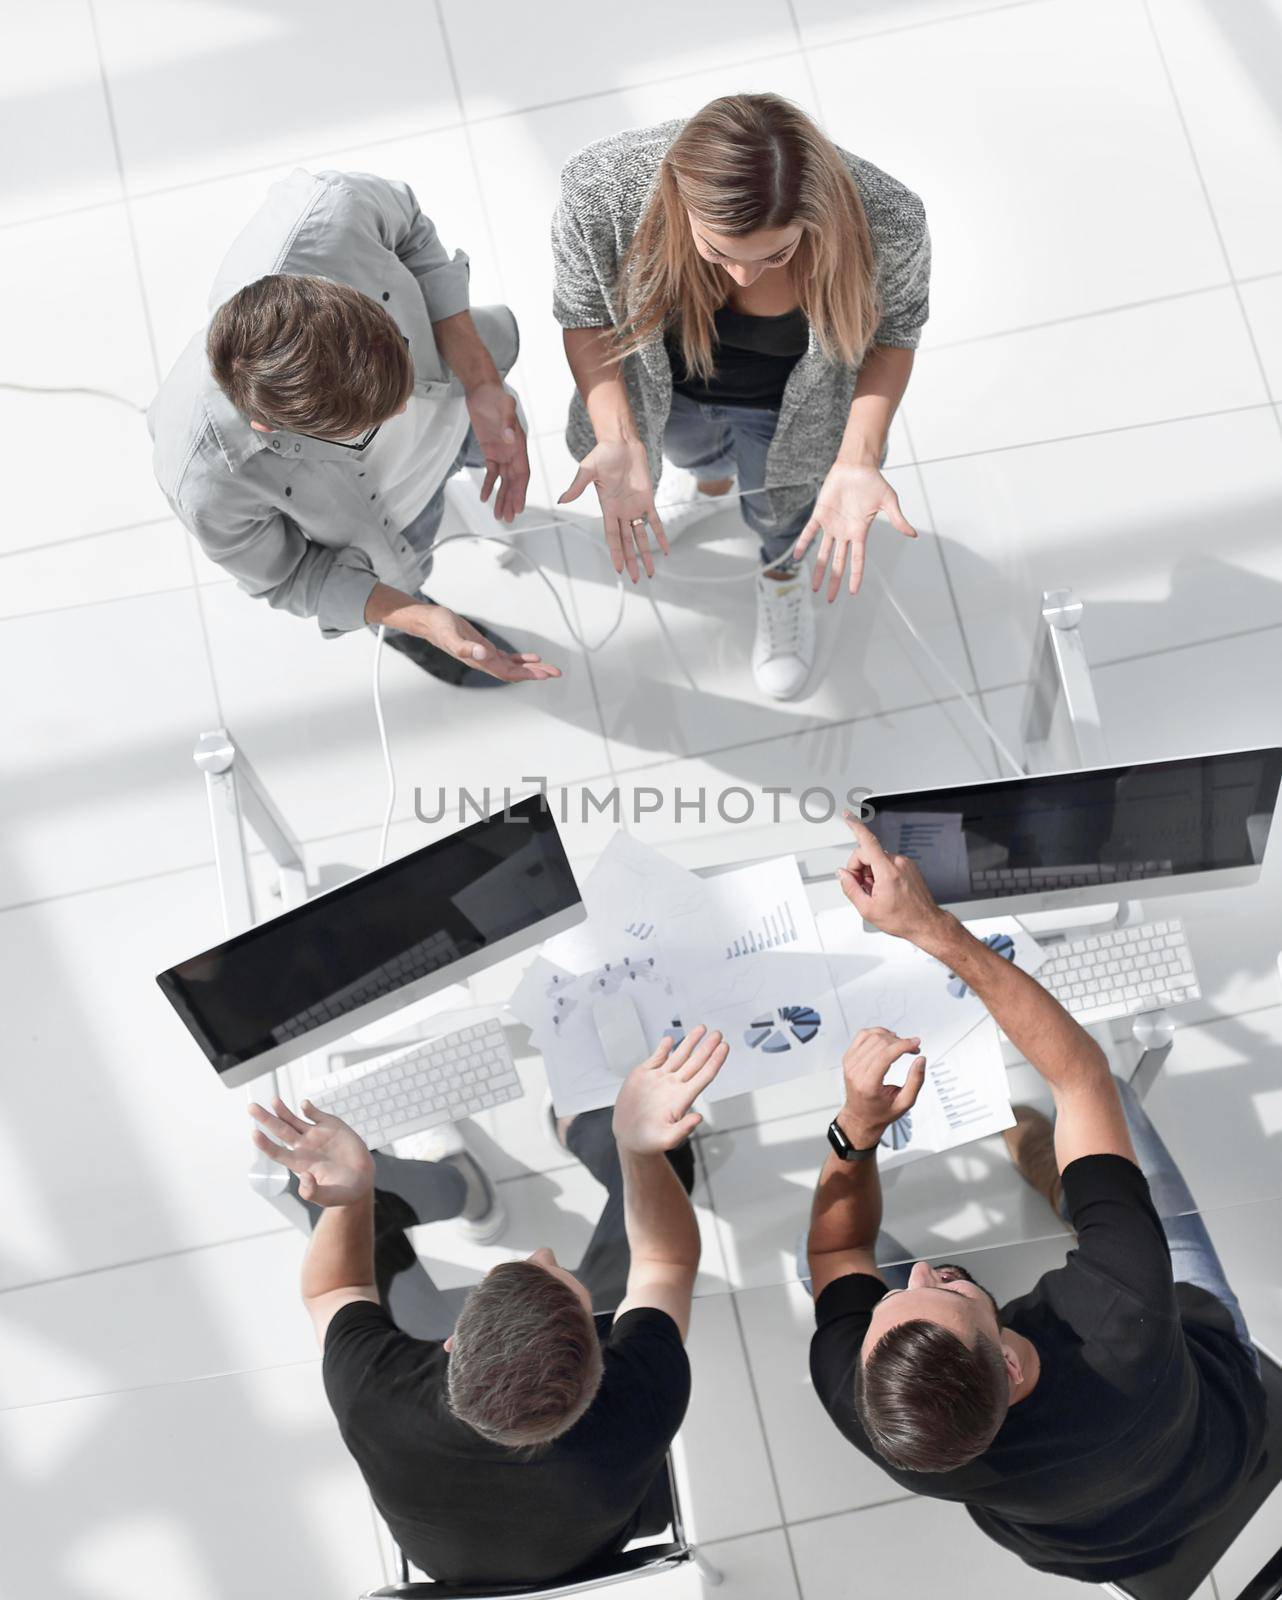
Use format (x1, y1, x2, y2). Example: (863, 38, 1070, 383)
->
(855, 1320, 1009, 1472)
(206, 274, 413, 440)
(447, 1261, 604, 1448)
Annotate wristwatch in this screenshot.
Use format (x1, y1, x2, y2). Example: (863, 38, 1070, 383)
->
(827, 1116, 881, 1162)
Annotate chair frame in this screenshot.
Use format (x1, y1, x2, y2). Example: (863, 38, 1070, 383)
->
(362, 1453, 723, 1599)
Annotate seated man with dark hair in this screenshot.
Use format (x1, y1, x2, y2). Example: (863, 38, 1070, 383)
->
(805, 815, 1266, 1584)
(249, 1024, 726, 1585)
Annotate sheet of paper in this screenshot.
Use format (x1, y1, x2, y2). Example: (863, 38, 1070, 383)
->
(870, 811, 971, 902)
(816, 909, 1043, 1086)
(658, 855, 843, 1098)
(875, 1018, 1015, 1170)
(510, 836, 843, 1114)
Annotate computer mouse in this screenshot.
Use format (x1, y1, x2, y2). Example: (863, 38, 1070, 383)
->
(592, 989, 651, 1079)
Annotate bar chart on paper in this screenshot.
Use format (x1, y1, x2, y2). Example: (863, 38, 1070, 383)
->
(726, 902, 799, 959)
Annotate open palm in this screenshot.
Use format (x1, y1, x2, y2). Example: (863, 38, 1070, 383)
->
(612, 1026, 728, 1154)
(248, 1098, 375, 1207)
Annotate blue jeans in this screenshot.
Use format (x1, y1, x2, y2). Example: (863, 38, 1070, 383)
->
(798, 1076, 1255, 1363)
(397, 427, 485, 592)
(662, 390, 814, 566)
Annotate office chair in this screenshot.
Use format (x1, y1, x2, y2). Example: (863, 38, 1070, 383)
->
(360, 1452, 723, 1599)
(1101, 1345, 1282, 1600)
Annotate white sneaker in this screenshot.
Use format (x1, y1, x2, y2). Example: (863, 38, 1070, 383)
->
(653, 467, 737, 548)
(752, 566, 816, 700)
(393, 1121, 508, 1245)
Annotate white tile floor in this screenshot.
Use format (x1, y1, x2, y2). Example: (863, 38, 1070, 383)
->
(4, 2, 1282, 1596)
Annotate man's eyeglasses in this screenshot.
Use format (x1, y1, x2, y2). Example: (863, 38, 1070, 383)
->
(309, 421, 382, 451)
(298, 337, 410, 451)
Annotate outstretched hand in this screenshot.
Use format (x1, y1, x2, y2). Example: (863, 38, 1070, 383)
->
(559, 438, 669, 583)
(612, 1025, 728, 1154)
(836, 811, 947, 945)
(418, 602, 562, 684)
(793, 461, 917, 602)
(464, 379, 530, 523)
(839, 1028, 928, 1148)
(248, 1098, 375, 1208)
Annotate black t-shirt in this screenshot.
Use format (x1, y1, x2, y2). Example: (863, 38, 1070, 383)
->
(809, 1155, 1266, 1581)
(323, 1300, 690, 1585)
(668, 306, 809, 409)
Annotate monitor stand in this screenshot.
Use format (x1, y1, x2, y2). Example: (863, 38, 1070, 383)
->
(1019, 900, 1124, 939)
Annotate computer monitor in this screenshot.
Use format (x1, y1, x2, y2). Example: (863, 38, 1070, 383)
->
(158, 793, 584, 1087)
(863, 747, 1282, 919)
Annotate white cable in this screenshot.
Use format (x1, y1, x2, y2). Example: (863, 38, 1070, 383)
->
(4, 378, 1024, 804)
(371, 623, 397, 866)
(868, 568, 1027, 778)
(0, 380, 147, 412)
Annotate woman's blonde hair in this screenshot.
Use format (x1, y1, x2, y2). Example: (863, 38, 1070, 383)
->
(614, 94, 880, 380)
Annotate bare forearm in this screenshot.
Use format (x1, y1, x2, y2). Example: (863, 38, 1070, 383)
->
(432, 309, 501, 393)
(301, 1194, 375, 1301)
(808, 1125, 883, 1260)
(563, 327, 638, 444)
(919, 913, 1109, 1092)
(364, 581, 435, 631)
(840, 345, 914, 465)
(620, 1147, 700, 1269)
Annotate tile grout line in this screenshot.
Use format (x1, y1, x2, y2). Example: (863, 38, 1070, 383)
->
(694, 1126, 805, 1594)
(907, 399, 1280, 470)
(0, 0, 1061, 233)
(4, 609, 1282, 915)
(897, 416, 1006, 781)
(793, 0, 999, 780)
(0, 513, 174, 561)
(84, 0, 226, 726)
(2, 0, 1262, 244)
(428, 0, 628, 775)
(7, 1023, 1282, 1295)
(787, 1, 823, 109)
(724, 1288, 805, 1598)
(792, 0, 1001, 792)
(8, 394, 1279, 598)
(1140, 0, 1282, 445)
(0, 1223, 295, 1297)
(0, 1350, 324, 1416)
(922, 277, 1252, 353)
(0, 577, 224, 624)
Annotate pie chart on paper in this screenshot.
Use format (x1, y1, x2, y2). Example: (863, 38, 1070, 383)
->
(743, 1005, 822, 1053)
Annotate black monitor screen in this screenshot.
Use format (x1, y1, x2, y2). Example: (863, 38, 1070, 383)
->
(865, 748, 1282, 906)
(158, 794, 579, 1072)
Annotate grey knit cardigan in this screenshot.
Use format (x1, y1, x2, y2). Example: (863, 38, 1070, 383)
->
(551, 119, 931, 523)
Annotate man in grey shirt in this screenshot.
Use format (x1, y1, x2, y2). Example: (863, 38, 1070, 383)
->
(150, 168, 560, 687)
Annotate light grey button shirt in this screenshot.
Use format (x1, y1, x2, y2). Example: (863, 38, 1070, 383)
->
(149, 168, 514, 636)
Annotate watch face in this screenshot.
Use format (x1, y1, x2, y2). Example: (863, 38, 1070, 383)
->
(827, 1118, 852, 1158)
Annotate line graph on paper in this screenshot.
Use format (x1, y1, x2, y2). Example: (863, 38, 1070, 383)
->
(725, 901, 799, 959)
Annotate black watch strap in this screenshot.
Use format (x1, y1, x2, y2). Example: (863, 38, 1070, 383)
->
(827, 1117, 880, 1162)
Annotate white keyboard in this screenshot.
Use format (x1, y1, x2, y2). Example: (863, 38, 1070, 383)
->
(306, 1018, 522, 1150)
(1038, 919, 1200, 1026)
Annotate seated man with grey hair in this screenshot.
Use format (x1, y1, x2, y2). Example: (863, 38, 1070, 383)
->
(249, 1025, 726, 1585)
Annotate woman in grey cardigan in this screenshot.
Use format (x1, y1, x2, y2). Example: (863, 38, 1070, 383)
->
(553, 93, 930, 700)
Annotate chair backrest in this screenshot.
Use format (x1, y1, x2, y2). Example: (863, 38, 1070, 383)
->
(362, 1454, 688, 1600)
(364, 1542, 694, 1600)
(1106, 1346, 1282, 1600)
